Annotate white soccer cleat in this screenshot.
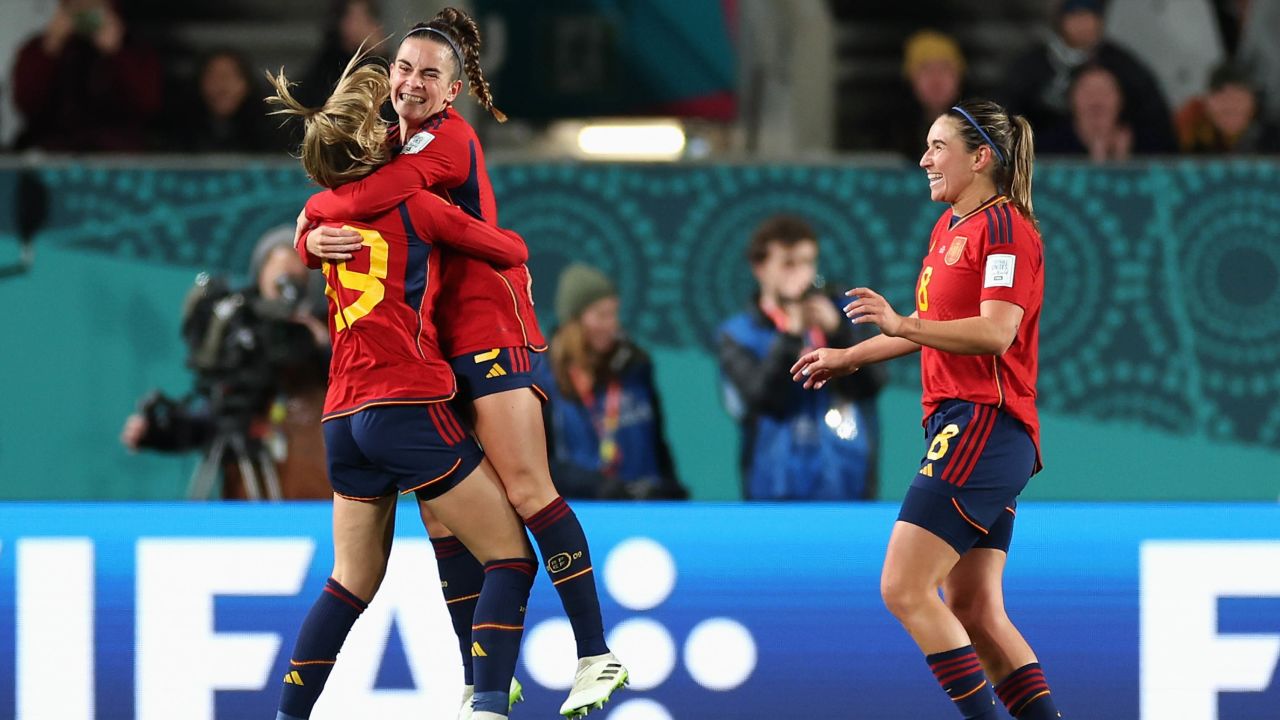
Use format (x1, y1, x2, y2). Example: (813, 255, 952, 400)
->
(558, 653, 629, 718)
(458, 677, 524, 720)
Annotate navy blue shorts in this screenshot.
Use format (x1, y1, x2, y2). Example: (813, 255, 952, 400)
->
(323, 403, 483, 502)
(450, 346, 548, 403)
(897, 400, 1035, 555)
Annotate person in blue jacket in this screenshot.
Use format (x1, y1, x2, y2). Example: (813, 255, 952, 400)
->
(718, 215, 886, 500)
(538, 264, 688, 500)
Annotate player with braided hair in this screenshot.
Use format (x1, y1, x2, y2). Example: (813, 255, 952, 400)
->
(267, 49, 536, 720)
(295, 8, 628, 719)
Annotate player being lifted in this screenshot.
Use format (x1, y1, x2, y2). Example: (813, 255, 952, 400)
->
(267, 51, 535, 720)
(297, 8, 628, 718)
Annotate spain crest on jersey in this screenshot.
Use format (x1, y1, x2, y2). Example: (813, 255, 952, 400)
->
(945, 236, 967, 265)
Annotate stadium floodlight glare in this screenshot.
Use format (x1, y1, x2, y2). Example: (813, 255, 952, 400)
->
(577, 120, 686, 160)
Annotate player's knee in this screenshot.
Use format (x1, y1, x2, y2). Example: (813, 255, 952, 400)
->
(881, 574, 926, 620)
(331, 561, 387, 602)
(500, 467, 556, 518)
(948, 592, 1004, 637)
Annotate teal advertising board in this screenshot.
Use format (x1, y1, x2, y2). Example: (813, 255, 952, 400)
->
(0, 159, 1276, 500)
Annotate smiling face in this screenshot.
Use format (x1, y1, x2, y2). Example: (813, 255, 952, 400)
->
(919, 115, 978, 205)
(390, 35, 462, 131)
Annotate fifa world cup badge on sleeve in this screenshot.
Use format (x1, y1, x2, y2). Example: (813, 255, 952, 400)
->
(403, 131, 435, 154)
(984, 253, 1015, 288)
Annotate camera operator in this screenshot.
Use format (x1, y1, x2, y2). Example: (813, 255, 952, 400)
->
(121, 226, 331, 499)
(718, 215, 886, 500)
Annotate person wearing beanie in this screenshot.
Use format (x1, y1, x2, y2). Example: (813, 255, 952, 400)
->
(538, 264, 688, 500)
(717, 215, 886, 500)
(555, 263, 619, 328)
(886, 29, 968, 160)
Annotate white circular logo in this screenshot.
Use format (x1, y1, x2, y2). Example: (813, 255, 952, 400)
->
(604, 537, 676, 611)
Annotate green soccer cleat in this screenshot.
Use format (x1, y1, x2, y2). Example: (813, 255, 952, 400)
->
(559, 653, 629, 718)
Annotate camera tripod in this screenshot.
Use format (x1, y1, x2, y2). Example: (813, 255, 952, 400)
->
(186, 421, 284, 501)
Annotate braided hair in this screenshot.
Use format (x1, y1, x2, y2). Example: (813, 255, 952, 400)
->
(405, 7, 506, 122)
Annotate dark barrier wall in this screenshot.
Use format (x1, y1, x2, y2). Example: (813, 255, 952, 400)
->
(0, 160, 1276, 500)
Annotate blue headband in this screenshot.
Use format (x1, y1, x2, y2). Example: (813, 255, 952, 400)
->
(951, 106, 1006, 165)
(404, 26, 464, 71)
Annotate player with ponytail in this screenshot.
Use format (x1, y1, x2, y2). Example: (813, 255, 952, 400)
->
(793, 99, 1064, 720)
(292, 8, 628, 719)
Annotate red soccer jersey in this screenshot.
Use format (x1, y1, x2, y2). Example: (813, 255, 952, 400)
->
(915, 195, 1044, 464)
(306, 191, 529, 419)
(303, 108, 547, 357)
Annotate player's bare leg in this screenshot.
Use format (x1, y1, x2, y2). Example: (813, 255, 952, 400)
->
(943, 548, 1035, 680)
(330, 493, 397, 599)
(944, 549, 1062, 718)
(882, 521, 1000, 719)
(473, 388, 628, 717)
(275, 495, 395, 720)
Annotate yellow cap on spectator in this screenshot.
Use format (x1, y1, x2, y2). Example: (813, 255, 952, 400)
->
(902, 30, 966, 79)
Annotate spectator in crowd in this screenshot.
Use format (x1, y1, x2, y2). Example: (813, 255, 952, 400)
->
(11, 0, 162, 151)
(1104, 0, 1224, 111)
(1239, 0, 1280, 121)
(539, 264, 688, 500)
(296, 0, 385, 107)
(169, 49, 280, 153)
(1039, 63, 1135, 161)
(1175, 61, 1280, 154)
(1000, 0, 1176, 154)
(121, 225, 331, 499)
(886, 29, 968, 160)
(718, 215, 886, 501)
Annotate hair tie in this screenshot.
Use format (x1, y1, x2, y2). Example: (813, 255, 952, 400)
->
(951, 106, 1006, 165)
(404, 26, 464, 70)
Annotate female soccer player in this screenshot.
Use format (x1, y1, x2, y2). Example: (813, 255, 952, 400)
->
(296, 9, 627, 718)
(267, 53, 536, 720)
(791, 99, 1063, 720)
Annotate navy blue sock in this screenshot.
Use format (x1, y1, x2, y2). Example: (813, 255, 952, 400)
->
(927, 646, 1000, 719)
(278, 578, 368, 719)
(996, 663, 1061, 718)
(432, 535, 485, 685)
(470, 558, 536, 715)
(524, 496, 608, 657)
